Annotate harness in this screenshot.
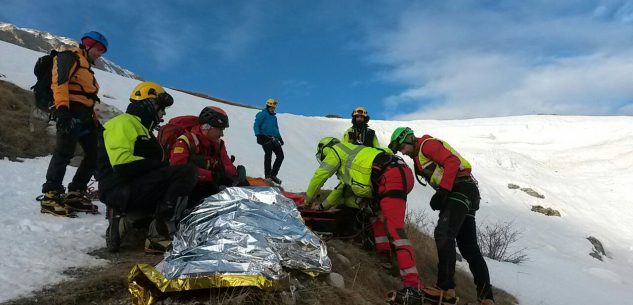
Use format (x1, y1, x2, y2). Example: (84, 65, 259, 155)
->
(371, 153, 409, 200)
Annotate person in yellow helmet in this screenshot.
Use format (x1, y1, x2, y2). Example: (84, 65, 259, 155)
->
(38, 31, 109, 217)
(343, 106, 380, 147)
(305, 137, 425, 304)
(96, 81, 198, 253)
(253, 98, 284, 184)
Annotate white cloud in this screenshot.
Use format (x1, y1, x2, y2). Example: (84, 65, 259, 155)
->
(361, 1, 633, 119)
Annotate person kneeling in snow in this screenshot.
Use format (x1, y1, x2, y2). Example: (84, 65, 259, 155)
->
(388, 127, 495, 305)
(96, 82, 197, 253)
(305, 137, 425, 304)
(169, 106, 245, 206)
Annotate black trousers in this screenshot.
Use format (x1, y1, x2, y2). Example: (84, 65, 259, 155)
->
(42, 117, 97, 193)
(434, 179, 494, 301)
(102, 165, 197, 214)
(262, 141, 284, 178)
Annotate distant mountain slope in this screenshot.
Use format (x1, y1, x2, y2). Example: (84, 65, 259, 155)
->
(0, 22, 141, 80)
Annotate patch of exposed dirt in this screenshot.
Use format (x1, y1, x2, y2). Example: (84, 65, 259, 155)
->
(0, 80, 56, 160)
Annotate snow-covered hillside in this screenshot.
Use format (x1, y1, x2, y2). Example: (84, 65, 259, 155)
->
(0, 22, 140, 80)
(1, 40, 632, 305)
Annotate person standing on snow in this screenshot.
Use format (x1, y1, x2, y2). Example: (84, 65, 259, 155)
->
(388, 127, 495, 305)
(342, 106, 380, 147)
(96, 82, 198, 253)
(39, 31, 108, 217)
(305, 137, 425, 304)
(169, 106, 245, 206)
(253, 98, 284, 184)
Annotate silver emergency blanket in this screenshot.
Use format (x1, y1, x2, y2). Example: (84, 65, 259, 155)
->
(155, 186, 331, 282)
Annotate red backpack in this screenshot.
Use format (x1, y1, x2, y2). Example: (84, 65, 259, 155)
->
(157, 115, 200, 158)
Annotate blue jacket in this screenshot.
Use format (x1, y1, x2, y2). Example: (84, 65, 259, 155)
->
(253, 109, 281, 137)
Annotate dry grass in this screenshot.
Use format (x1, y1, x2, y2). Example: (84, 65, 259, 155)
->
(0, 80, 56, 160)
(2, 208, 519, 305)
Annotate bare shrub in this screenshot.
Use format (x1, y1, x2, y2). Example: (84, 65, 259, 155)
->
(477, 221, 528, 264)
(405, 209, 435, 235)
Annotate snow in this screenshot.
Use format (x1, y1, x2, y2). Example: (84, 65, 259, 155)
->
(1, 40, 633, 304)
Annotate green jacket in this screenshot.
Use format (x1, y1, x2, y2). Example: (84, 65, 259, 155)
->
(305, 142, 387, 203)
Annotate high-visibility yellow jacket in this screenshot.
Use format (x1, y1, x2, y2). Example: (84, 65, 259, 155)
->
(103, 113, 165, 175)
(305, 142, 387, 204)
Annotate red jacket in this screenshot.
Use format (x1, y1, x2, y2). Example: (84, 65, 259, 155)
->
(169, 125, 237, 183)
(414, 135, 471, 191)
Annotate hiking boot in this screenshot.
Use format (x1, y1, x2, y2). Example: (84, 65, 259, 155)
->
(269, 176, 282, 184)
(106, 213, 127, 253)
(38, 191, 76, 218)
(479, 299, 495, 305)
(64, 190, 99, 214)
(144, 238, 172, 254)
(421, 286, 458, 305)
(388, 287, 424, 305)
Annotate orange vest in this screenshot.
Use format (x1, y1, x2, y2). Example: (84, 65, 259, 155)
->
(51, 46, 99, 109)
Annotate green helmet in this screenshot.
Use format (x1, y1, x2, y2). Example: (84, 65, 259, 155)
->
(316, 137, 340, 163)
(388, 127, 415, 151)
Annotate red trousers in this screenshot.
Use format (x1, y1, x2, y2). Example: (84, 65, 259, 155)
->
(372, 163, 420, 288)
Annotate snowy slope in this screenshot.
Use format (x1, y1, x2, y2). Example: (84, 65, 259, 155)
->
(1, 40, 633, 305)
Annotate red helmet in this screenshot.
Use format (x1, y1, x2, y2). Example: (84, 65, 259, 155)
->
(199, 106, 229, 128)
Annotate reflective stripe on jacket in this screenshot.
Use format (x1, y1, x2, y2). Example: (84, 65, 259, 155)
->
(169, 126, 237, 183)
(306, 142, 385, 202)
(414, 135, 472, 191)
(52, 46, 99, 109)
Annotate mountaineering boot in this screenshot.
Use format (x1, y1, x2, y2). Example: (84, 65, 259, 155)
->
(64, 190, 99, 214)
(269, 176, 282, 184)
(420, 286, 458, 305)
(145, 218, 172, 254)
(479, 299, 495, 305)
(106, 209, 127, 253)
(387, 287, 424, 305)
(144, 238, 171, 254)
(38, 191, 76, 218)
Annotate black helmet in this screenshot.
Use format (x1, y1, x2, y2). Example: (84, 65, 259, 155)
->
(199, 106, 229, 128)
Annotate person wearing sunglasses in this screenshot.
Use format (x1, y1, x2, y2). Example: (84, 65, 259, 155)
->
(96, 82, 198, 254)
(306, 137, 425, 304)
(253, 98, 284, 184)
(388, 127, 495, 305)
(39, 31, 109, 217)
(343, 106, 380, 147)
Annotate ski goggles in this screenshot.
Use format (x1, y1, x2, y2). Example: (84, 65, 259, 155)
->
(352, 108, 367, 117)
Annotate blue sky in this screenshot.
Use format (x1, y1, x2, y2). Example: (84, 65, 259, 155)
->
(2, 0, 633, 119)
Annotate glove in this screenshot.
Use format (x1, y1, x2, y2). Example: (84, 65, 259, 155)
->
(430, 188, 450, 211)
(55, 107, 80, 135)
(278, 137, 284, 146)
(256, 135, 268, 145)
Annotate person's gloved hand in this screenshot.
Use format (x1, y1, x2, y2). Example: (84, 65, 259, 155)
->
(430, 188, 450, 211)
(256, 134, 268, 145)
(55, 107, 80, 135)
(278, 137, 284, 146)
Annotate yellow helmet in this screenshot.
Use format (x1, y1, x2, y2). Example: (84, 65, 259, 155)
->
(129, 81, 174, 108)
(266, 98, 278, 107)
(352, 106, 368, 117)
